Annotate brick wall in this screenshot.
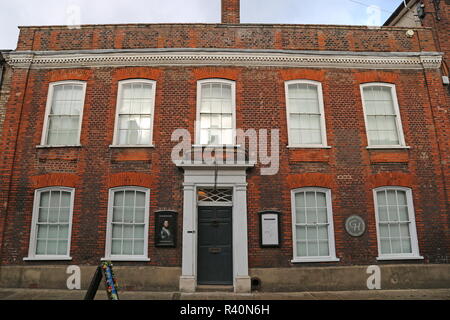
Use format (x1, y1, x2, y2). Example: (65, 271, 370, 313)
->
(0, 23, 448, 268)
(0, 62, 11, 143)
(15, 24, 437, 53)
(0, 65, 449, 267)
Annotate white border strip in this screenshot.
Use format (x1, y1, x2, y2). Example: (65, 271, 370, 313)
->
(4, 49, 443, 70)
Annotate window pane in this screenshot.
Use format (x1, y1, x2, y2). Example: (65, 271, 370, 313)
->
(135, 192, 145, 207)
(296, 226, 307, 241)
(59, 225, 69, 239)
(109, 189, 148, 257)
(36, 240, 46, 255)
(57, 241, 68, 255)
(306, 208, 317, 224)
(40, 191, 50, 207)
(380, 239, 391, 254)
(319, 241, 330, 256)
(47, 240, 58, 255)
(47, 84, 83, 146)
(297, 242, 307, 257)
(59, 208, 70, 223)
(296, 207, 306, 224)
(294, 190, 333, 259)
(379, 224, 389, 237)
(112, 240, 122, 255)
(399, 223, 411, 238)
(199, 82, 234, 145)
(124, 191, 135, 206)
(307, 241, 319, 256)
(38, 208, 49, 223)
(317, 208, 328, 223)
(113, 207, 123, 222)
(364, 86, 401, 146)
(134, 225, 145, 239)
(317, 226, 328, 240)
(376, 188, 416, 257)
(123, 240, 133, 255)
(123, 225, 134, 238)
(134, 240, 145, 255)
(123, 207, 134, 223)
(391, 239, 402, 253)
(112, 225, 122, 239)
(401, 239, 412, 254)
(117, 82, 154, 146)
(37, 225, 48, 239)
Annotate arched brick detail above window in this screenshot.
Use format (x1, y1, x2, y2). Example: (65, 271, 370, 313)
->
(354, 70, 399, 84)
(31, 173, 79, 189)
(287, 173, 335, 190)
(108, 172, 154, 189)
(48, 69, 93, 82)
(192, 67, 240, 81)
(112, 67, 162, 82)
(279, 69, 325, 82)
(368, 172, 413, 189)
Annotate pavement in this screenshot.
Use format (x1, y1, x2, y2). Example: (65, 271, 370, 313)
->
(0, 288, 449, 300)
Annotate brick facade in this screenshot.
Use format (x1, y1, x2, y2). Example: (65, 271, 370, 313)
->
(0, 55, 11, 145)
(0, 2, 449, 291)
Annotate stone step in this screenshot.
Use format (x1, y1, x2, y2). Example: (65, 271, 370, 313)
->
(196, 285, 234, 292)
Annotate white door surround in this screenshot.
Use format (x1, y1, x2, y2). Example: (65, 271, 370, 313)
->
(176, 163, 254, 293)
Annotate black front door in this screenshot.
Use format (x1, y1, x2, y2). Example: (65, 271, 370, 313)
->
(197, 206, 233, 285)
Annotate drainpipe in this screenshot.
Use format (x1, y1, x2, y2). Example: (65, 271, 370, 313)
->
(0, 53, 5, 91)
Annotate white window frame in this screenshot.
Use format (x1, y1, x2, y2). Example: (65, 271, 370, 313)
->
(195, 79, 237, 147)
(291, 187, 339, 263)
(40, 81, 87, 147)
(24, 187, 75, 261)
(373, 186, 423, 261)
(285, 80, 329, 149)
(103, 186, 151, 262)
(111, 79, 157, 147)
(360, 83, 408, 149)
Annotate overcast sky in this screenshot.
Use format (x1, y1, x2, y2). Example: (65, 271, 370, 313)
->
(0, 0, 404, 49)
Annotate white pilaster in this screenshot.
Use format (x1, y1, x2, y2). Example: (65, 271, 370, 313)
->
(179, 184, 197, 293)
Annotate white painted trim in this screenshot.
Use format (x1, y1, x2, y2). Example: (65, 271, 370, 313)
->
(285, 80, 329, 148)
(101, 257, 151, 262)
(291, 187, 339, 263)
(366, 146, 411, 150)
(103, 186, 151, 261)
(111, 79, 157, 147)
(376, 256, 424, 261)
(36, 144, 82, 149)
(195, 79, 236, 146)
(4, 50, 443, 70)
(287, 146, 332, 149)
(373, 186, 422, 260)
(23, 256, 73, 261)
(360, 82, 407, 148)
(109, 145, 155, 148)
(25, 187, 75, 261)
(291, 257, 340, 263)
(40, 81, 87, 147)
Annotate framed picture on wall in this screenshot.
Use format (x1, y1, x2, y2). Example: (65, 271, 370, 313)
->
(155, 211, 177, 247)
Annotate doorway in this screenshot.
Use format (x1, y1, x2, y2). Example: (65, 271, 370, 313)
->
(197, 206, 233, 285)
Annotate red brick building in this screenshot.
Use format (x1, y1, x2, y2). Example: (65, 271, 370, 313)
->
(0, 0, 449, 292)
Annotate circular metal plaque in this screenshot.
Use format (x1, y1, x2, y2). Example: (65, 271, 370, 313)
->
(345, 215, 366, 237)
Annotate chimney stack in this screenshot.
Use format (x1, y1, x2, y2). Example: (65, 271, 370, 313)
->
(222, 0, 240, 24)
